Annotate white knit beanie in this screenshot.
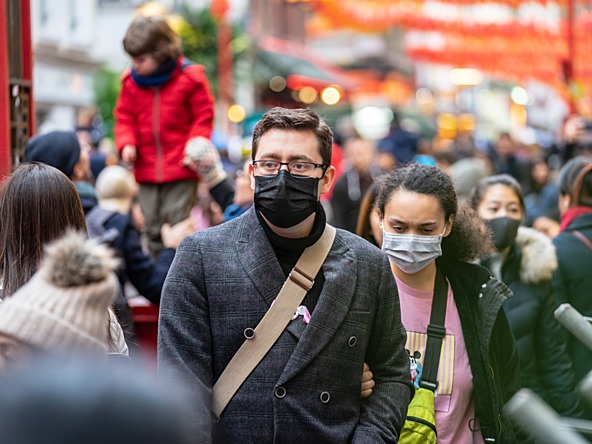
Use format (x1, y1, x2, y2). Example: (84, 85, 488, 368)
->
(0, 230, 119, 355)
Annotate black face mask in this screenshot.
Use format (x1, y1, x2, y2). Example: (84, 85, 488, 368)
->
(254, 170, 320, 228)
(484, 216, 521, 251)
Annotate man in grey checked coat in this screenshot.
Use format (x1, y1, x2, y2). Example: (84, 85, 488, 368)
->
(158, 107, 411, 443)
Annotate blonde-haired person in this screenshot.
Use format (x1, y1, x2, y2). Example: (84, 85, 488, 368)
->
(115, 15, 217, 257)
(90, 165, 194, 305)
(0, 230, 119, 371)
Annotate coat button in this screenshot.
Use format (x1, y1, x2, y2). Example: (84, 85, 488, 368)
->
(275, 386, 286, 399)
(348, 336, 357, 347)
(320, 391, 331, 404)
(244, 327, 255, 340)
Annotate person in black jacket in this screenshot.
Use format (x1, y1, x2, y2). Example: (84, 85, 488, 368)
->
(330, 137, 377, 233)
(470, 174, 584, 418)
(89, 165, 194, 349)
(552, 156, 592, 383)
(375, 163, 526, 442)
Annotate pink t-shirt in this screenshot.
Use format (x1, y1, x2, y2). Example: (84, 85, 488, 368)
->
(396, 276, 485, 444)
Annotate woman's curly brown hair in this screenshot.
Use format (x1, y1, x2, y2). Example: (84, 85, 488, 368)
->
(375, 163, 493, 262)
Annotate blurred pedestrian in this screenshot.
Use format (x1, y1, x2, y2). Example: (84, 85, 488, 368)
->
(375, 163, 525, 443)
(0, 359, 191, 444)
(449, 154, 490, 203)
(377, 111, 418, 165)
(222, 161, 254, 222)
(24, 131, 97, 214)
(115, 15, 215, 256)
(470, 174, 584, 418)
(75, 106, 117, 181)
(523, 156, 560, 227)
(88, 165, 194, 352)
(488, 132, 531, 193)
(552, 156, 592, 382)
(355, 184, 382, 248)
(330, 137, 377, 233)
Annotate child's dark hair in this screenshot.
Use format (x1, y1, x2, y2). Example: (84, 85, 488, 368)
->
(123, 15, 181, 64)
(375, 163, 492, 261)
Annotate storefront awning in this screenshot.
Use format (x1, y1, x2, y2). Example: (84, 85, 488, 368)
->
(255, 36, 356, 93)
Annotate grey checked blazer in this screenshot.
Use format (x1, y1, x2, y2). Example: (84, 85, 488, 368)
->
(157, 207, 411, 443)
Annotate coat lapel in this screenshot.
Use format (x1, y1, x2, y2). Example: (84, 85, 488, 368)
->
(277, 233, 357, 385)
(236, 208, 285, 307)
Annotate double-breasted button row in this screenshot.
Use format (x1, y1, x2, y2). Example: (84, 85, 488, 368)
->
(274, 387, 331, 404)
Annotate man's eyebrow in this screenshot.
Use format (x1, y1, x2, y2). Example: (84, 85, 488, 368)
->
(256, 153, 314, 162)
(256, 152, 282, 160)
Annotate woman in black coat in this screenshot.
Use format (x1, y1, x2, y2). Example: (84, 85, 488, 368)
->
(375, 164, 525, 442)
(470, 174, 584, 417)
(553, 156, 592, 383)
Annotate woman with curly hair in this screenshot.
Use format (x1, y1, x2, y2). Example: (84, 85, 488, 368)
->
(375, 163, 524, 443)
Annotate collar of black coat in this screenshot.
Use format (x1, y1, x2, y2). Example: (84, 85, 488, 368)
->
(565, 211, 592, 231)
(256, 201, 326, 258)
(435, 256, 516, 441)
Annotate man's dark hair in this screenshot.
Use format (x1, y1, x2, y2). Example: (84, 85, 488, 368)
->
(251, 107, 333, 166)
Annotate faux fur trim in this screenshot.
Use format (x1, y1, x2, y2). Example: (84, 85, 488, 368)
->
(515, 226, 557, 284)
(40, 230, 119, 287)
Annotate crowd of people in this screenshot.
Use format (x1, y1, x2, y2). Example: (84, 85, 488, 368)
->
(1, 12, 592, 444)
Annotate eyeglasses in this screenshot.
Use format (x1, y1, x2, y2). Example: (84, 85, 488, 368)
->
(252, 160, 327, 177)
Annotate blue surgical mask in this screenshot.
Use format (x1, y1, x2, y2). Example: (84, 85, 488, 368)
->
(381, 228, 446, 274)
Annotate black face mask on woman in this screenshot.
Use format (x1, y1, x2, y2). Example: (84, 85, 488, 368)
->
(484, 216, 521, 251)
(254, 170, 320, 228)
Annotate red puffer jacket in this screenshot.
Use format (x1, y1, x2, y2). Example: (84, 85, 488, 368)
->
(114, 58, 214, 184)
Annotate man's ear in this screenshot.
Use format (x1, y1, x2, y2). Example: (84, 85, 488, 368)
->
(320, 165, 336, 195)
(249, 162, 255, 191)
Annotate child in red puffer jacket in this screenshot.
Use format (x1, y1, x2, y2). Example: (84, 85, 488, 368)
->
(115, 15, 220, 256)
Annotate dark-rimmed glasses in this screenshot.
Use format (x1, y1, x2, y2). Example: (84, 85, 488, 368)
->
(252, 160, 327, 177)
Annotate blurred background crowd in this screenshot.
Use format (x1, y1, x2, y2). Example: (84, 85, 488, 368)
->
(2, 0, 592, 441)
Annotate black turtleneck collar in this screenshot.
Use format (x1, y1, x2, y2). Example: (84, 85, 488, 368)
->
(256, 202, 326, 256)
(257, 202, 327, 312)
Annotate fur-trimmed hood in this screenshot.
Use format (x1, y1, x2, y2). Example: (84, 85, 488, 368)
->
(515, 226, 557, 284)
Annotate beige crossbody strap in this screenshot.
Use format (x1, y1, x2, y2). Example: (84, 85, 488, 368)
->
(212, 224, 336, 420)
